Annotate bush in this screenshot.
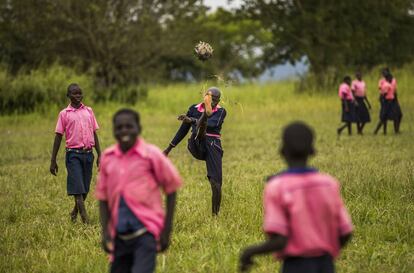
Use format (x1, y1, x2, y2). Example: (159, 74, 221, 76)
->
(0, 64, 94, 114)
(94, 85, 148, 105)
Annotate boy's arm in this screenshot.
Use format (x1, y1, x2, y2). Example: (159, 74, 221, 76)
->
(240, 233, 288, 272)
(163, 119, 192, 156)
(99, 201, 113, 253)
(340, 232, 352, 248)
(50, 133, 63, 176)
(159, 192, 177, 252)
(94, 132, 101, 167)
(364, 96, 372, 109)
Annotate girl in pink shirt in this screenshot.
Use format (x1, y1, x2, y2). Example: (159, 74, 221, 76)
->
(337, 76, 357, 136)
(240, 122, 352, 273)
(374, 70, 403, 134)
(351, 72, 371, 134)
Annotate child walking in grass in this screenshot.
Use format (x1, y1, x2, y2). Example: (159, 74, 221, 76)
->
(50, 83, 101, 223)
(337, 76, 357, 136)
(240, 122, 353, 273)
(96, 109, 182, 273)
(351, 72, 371, 134)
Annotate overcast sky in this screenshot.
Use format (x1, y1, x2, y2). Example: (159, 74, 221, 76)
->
(204, 0, 243, 11)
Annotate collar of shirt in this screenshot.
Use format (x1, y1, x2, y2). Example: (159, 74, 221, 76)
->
(284, 167, 318, 174)
(65, 103, 85, 112)
(195, 103, 221, 113)
(111, 137, 148, 158)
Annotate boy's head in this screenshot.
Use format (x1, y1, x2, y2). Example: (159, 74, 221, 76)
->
(67, 83, 83, 105)
(343, 76, 351, 86)
(113, 109, 142, 147)
(355, 71, 362, 80)
(280, 122, 315, 162)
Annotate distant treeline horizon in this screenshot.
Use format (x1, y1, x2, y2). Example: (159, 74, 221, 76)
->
(1, 0, 413, 88)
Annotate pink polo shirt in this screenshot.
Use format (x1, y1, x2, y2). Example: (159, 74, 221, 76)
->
(264, 170, 353, 259)
(95, 138, 183, 241)
(379, 78, 396, 95)
(55, 103, 99, 149)
(338, 83, 353, 101)
(351, 80, 366, 97)
(383, 81, 396, 100)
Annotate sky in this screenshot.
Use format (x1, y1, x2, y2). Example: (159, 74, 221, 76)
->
(204, 0, 243, 11)
(204, 0, 308, 81)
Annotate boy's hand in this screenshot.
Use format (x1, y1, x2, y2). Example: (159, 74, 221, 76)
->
(163, 145, 173, 157)
(177, 114, 193, 124)
(96, 155, 101, 168)
(239, 249, 254, 272)
(50, 160, 58, 176)
(101, 233, 113, 254)
(158, 227, 171, 252)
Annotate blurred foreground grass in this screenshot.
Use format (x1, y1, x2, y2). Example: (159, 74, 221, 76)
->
(0, 81, 413, 272)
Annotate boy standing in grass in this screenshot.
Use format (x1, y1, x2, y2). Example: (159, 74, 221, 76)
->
(163, 87, 226, 216)
(96, 109, 182, 273)
(240, 122, 353, 273)
(50, 83, 101, 223)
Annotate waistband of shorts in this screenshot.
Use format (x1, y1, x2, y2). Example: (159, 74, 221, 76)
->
(206, 133, 221, 138)
(66, 148, 93, 153)
(117, 227, 147, 241)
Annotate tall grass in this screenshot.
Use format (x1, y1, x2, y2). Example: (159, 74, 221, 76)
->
(0, 69, 413, 272)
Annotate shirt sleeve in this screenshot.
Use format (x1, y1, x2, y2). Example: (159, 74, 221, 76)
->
(151, 147, 183, 194)
(336, 185, 353, 235)
(95, 154, 108, 201)
(55, 112, 65, 135)
(90, 109, 99, 131)
(170, 106, 193, 147)
(263, 182, 289, 236)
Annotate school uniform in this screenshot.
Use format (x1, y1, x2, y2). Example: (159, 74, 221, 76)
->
(351, 80, 370, 123)
(95, 138, 183, 273)
(170, 103, 226, 185)
(338, 83, 357, 123)
(55, 103, 99, 196)
(381, 80, 402, 121)
(264, 168, 353, 273)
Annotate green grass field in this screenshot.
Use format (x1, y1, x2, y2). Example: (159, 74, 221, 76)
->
(1, 79, 413, 273)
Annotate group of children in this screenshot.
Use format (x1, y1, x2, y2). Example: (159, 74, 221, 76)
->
(337, 68, 403, 136)
(51, 83, 353, 273)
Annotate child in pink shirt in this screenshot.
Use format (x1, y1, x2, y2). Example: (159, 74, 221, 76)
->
(50, 83, 101, 223)
(96, 109, 182, 273)
(337, 76, 357, 136)
(240, 122, 353, 273)
(374, 69, 403, 135)
(351, 72, 371, 134)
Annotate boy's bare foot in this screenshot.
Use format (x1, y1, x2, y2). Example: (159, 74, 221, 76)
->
(203, 91, 213, 117)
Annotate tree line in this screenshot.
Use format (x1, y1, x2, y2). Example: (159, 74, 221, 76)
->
(1, 0, 413, 88)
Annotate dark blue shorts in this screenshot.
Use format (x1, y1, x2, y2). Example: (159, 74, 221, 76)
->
(282, 255, 334, 273)
(187, 135, 223, 185)
(111, 233, 157, 273)
(65, 151, 94, 195)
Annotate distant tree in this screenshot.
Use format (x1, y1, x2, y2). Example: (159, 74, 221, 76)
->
(243, 0, 414, 86)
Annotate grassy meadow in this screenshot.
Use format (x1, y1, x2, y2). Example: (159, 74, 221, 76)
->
(1, 77, 413, 272)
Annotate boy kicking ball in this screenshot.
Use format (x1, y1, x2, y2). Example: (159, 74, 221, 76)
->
(96, 109, 182, 273)
(240, 122, 353, 273)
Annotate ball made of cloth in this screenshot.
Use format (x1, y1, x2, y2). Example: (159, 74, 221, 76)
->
(194, 41, 213, 61)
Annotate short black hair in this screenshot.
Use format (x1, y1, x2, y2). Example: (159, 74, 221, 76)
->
(67, 83, 81, 96)
(281, 121, 315, 159)
(343, 75, 351, 83)
(113, 108, 141, 127)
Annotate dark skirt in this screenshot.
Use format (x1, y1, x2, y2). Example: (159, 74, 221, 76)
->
(355, 96, 371, 123)
(381, 98, 402, 121)
(341, 100, 357, 123)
